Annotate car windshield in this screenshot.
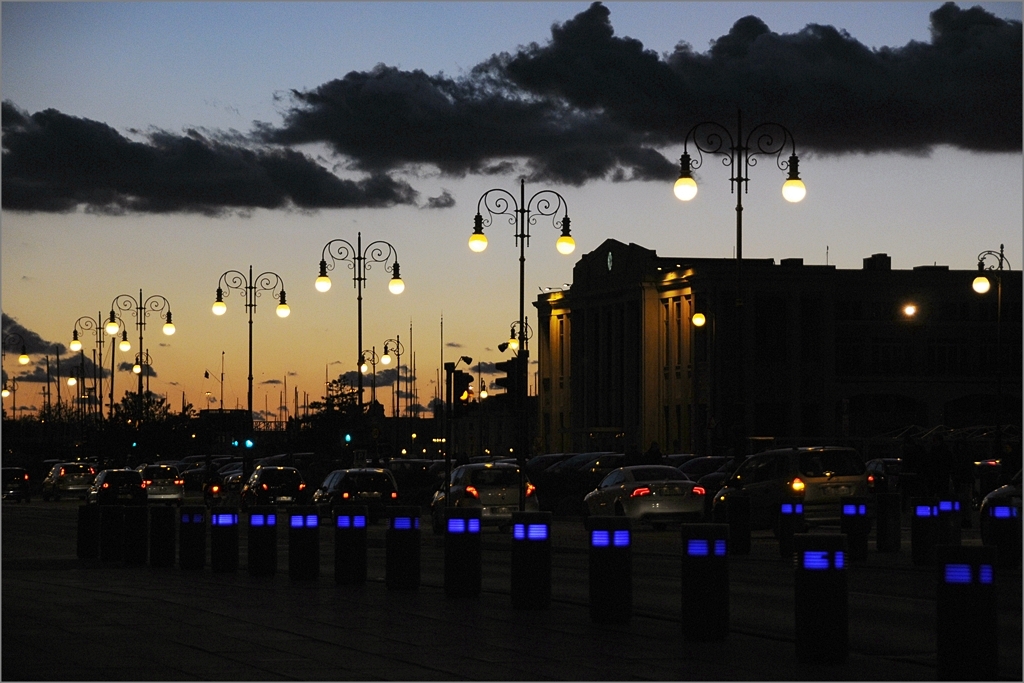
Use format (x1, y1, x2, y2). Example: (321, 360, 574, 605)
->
(799, 450, 865, 477)
(467, 467, 520, 487)
(342, 473, 394, 490)
(629, 467, 688, 482)
(259, 469, 302, 485)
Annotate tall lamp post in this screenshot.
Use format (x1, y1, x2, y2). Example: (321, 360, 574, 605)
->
(2, 333, 30, 419)
(315, 233, 405, 410)
(380, 337, 405, 418)
(70, 313, 105, 418)
(972, 244, 1011, 453)
(108, 290, 175, 420)
(469, 179, 575, 510)
(444, 355, 473, 508)
(674, 110, 805, 446)
(212, 266, 290, 423)
(359, 347, 381, 405)
(102, 315, 132, 418)
(2, 378, 19, 418)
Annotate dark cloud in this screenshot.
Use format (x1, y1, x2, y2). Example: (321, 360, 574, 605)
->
(1, 102, 419, 214)
(2, 2, 1018, 214)
(423, 189, 456, 209)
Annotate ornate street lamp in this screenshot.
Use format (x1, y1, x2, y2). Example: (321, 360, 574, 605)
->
(2, 332, 31, 367)
(380, 336, 405, 418)
(973, 244, 1012, 452)
(359, 347, 381, 405)
(211, 266, 289, 425)
(108, 290, 174, 416)
(673, 110, 805, 447)
(470, 179, 575, 510)
(70, 313, 107, 418)
(315, 233, 404, 409)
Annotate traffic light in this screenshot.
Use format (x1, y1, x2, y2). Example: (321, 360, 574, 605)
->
(494, 358, 518, 394)
(453, 370, 473, 415)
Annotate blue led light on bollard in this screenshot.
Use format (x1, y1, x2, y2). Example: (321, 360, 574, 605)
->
(386, 506, 421, 590)
(793, 534, 849, 665)
(936, 545, 998, 681)
(984, 504, 1022, 568)
(839, 497, 871, 562)
(178, 506, 206, 570)
(875, 492, 902, 553)
(587, 516, 632, 624)
(681, 524, 730, 641)
(210, 508, 239, 573)
(444, 507, 482, 598)
(77, 504, 101, 559)
(247, 507, 278, 577)
(511, 511, 552, 610)
(288, 506, 320, 581)
(777, 497, 804, 558)
(122, 505, 149, 566)
(936, 499, 962, 547)
(148, 505, 176, 567)
(911, 497, 939, 566)
(334, 506, 368, 585)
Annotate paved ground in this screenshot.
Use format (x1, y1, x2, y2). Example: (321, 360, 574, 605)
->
(2, 503, 1020, 681)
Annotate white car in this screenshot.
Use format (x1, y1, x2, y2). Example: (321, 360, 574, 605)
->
(430, 463, 539, 533)
(584, 465, 706, 528)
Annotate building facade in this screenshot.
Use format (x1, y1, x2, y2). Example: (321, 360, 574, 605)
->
(534, 239, 1021, 457)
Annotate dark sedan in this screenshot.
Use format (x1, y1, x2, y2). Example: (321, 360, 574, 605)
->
(240, 466, 308, 508)
(87, 469, 147, 506)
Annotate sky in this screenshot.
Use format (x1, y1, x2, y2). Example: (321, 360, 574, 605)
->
(2, 1, 1021, 420)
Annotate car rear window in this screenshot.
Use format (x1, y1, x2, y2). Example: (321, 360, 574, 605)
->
(259, 468, 302, 485)
(64, 463, 95, 474)
(141, 465, 177, 479)
(799, 451, 865, 477)
(342, 473, 394, 490)
(630, 467, 688, 482)
(468, 468, 520, 487)
(104, 471, 143, 485)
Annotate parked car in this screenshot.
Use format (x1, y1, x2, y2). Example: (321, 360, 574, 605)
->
(565, 453, 626, 510)
(240, 466, 308, 508)
(41, 462, 97, 501)
(865, 457, 902, 494)
(694, 458, 741, 515)
(87, 469, 147, 506)
(313, 468, 399, 522)
(2, 467, 31, 503)
(583, 465, 705, 528)
(678, 456, 731, 481)
(137, 464, 184, 505)
(386, 459, 437, 506)
(524, 453, 577, 484)
(429, 462, 538, 534)
(204, 472, 243, 507)
(979, 468, 1022, 547)
(712, 447, 870, 531)
(536, 451, 615, 512)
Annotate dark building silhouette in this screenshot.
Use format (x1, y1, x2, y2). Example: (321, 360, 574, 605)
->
(534, 239, 1021, 456)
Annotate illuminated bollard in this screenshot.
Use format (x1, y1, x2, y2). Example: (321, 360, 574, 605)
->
(874, 492, 901, 553)
(288, 506, 320, 581)
(99, 506, 125, 563)
(728, 495, 751, 555)
(334, 506, 368, 585)
(911, 498, 938, 566)
(794, 534, 848, 665)
(984, 503, 1021, 568)
(149, 505, 176, 567)
(77, 505, 100, 559)
(680, 524, 729, 641)
(511, 511, 552, 610)
(247, 507, 278, 577)
(122, 505, 149, 565)
(444, 507, 482, 598)
(210, 508, 239, 573)
(386, 506, 421, 590)
(777, 498, 804, 559)
(178, 506, 206, 570)
(587, 516, 632, 624)
(936, 499, 962, 547)
(839, 497, 870, 562)
(936, 545, 998, 681)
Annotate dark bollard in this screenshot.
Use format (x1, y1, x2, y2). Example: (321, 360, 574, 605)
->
(587, 516, 632, 624)
(936, 499, 962, 547)
(210, 508, 239, 573)
(444, 507, 482, 598)
(247, 507, 278, 577)
(777, 499, 804, 559)
(77, 505, 100, 559)
(99, 506, 125, 563)
(122, 505, 149, 565)
(875, 492, 901, 553)
(983, 503, 1021, 568)
(936, 545, 998, 681)
(386, 506, 421, 590)
(794, 534, 848, 665)
(911, 498, 938, 566)
(727, 495, 751, 555)
(334, 506, 368, 585)
(178, 506, 206, 570)
(839, 497, 870, 562)
(681, 524, 729, 641)
(288, 507, 320, 581)
(511, 511, 552, 610)
(149, 506, 176, 567)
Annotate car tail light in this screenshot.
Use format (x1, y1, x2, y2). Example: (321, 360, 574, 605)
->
(525, 482, 536, 497)
(867, 474, 875, 485)
(790, 477, 806, 494)
(102, 482, 109, 489)
(60, 468, 66, 477)
(630, 487, 652, 498)
(174, 479, 184, 486)
(693, 486, 706, 496)
(210, 485, 220, 494)
(140, 481, 147, 489)
(23, 473, 29, 481)
(342, 492, 350, 499)
(143, 480, 153, 486)
(391, 491, 398, 499)
(261, 483, 268, 491)
(465, 485, 480, 499)
(88, 467, 95, 475)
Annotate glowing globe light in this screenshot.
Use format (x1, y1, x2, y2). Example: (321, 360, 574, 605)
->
(782, 178, 807, 203)
(973, 276, 991, 294)
(212, 300, 227, 316)
(388, 276, 405, 295)
(692, 313, 707, 327)
(674, 176, 698, 201)
(556, 234, 576, 255)
(468, 231, 488, 253)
